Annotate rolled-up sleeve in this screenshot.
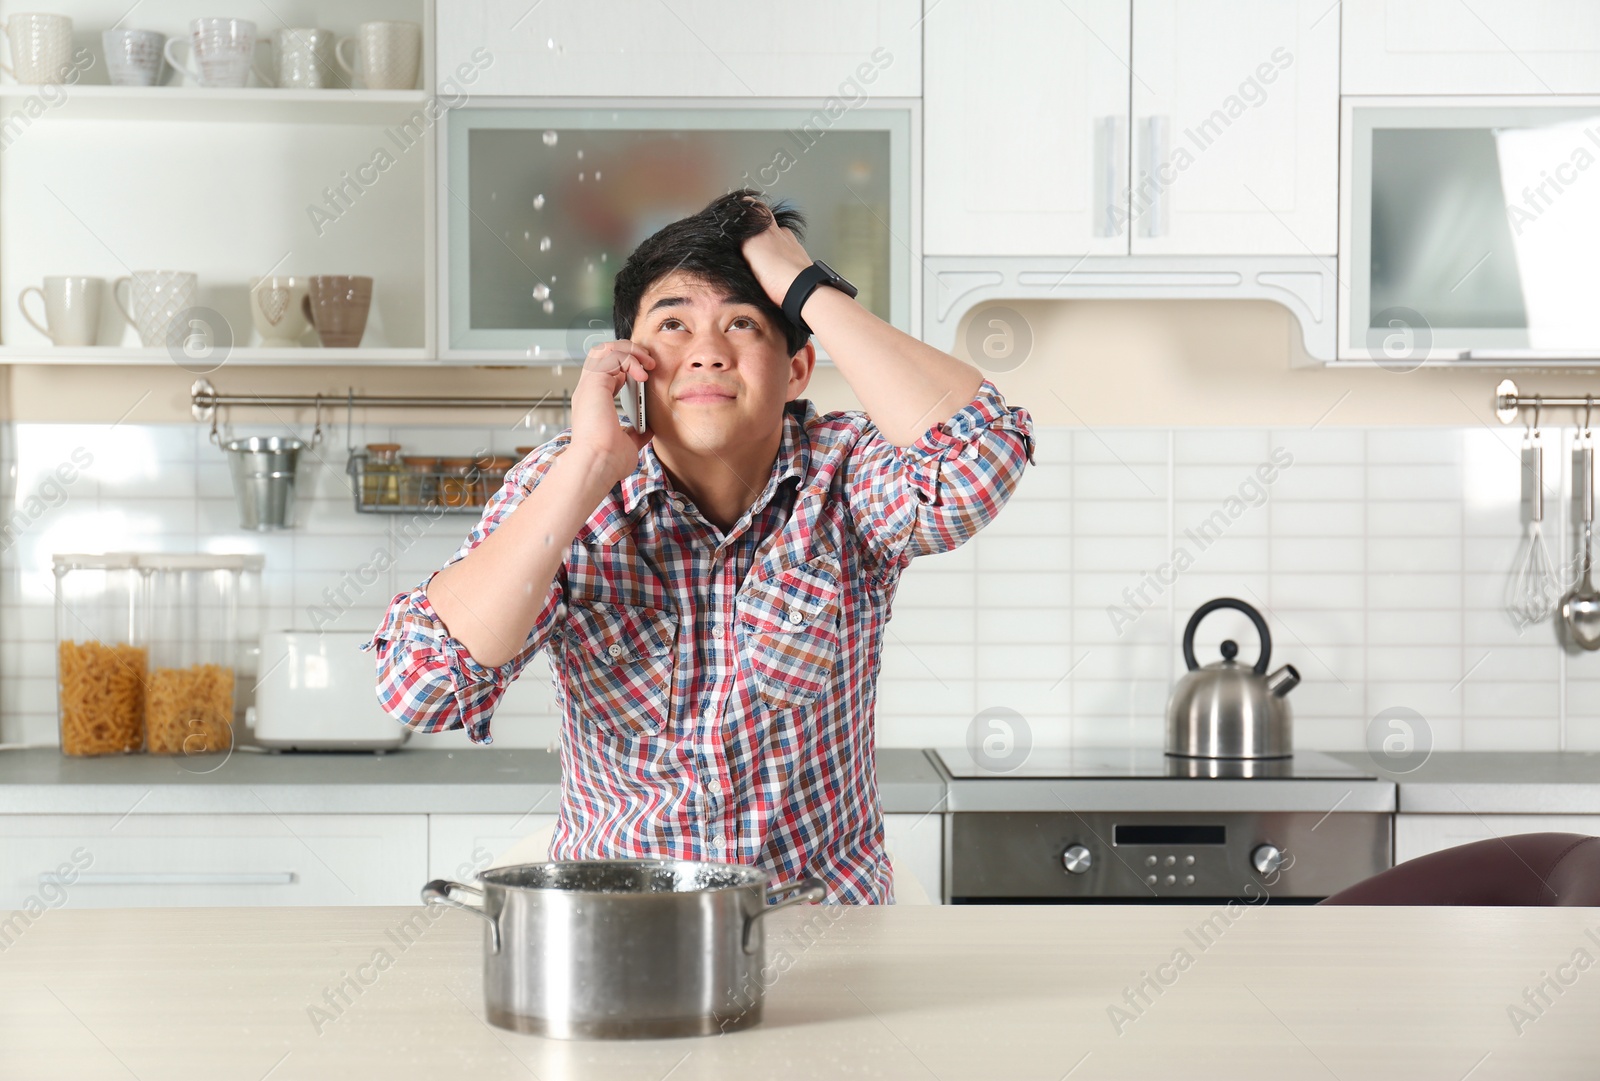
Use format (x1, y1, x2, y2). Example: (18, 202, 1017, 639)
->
(844, 378, 1035, 571)
(365, 446, 569, 745)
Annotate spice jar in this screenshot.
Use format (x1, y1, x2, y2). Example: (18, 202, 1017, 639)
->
(437, 457, 476, 508)
(401, 455, 441, 508)
(363, 443, 402, 507)
(474, 455, 515, 504)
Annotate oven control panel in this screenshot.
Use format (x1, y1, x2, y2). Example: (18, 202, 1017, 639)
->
(948, 811, 1391, 902)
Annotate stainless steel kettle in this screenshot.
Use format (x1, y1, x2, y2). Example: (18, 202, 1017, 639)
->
(1166, 597, 1300, 760)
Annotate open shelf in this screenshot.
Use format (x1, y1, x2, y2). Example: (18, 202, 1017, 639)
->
(0, 345, 433, 365)
(0, 85, 433, 124)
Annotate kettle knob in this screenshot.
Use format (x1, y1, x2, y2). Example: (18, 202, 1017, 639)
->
(1220, 640, 1238, 661)
(1182, 598, 1271, 675)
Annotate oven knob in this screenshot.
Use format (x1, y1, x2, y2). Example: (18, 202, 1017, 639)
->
(1251, 844, 1285, 876)
(1062, 844, 1093, 874)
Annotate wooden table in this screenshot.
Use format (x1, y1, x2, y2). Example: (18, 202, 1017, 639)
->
(2, 903, 1597, 1079)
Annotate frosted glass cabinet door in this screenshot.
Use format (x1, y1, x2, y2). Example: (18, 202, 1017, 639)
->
(923, 0, 1133, 257)
(435, 0, 923, 97)
(1342, 0, 1600, 94)
(1129, 0, 1340, 255)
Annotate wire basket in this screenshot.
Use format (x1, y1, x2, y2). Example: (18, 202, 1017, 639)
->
(346, 452, 511, 515)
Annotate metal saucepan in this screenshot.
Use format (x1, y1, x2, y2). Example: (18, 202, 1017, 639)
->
(422, 860, 826, 1039)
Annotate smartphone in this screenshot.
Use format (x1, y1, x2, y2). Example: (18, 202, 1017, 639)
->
(619, 377, 648, 433)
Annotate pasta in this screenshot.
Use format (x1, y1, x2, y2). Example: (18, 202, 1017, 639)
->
(58, 640, 147, 756)
(146, 664, 235, 755)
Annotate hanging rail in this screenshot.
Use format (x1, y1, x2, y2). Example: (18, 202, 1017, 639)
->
(189, 378, 570, 421)
(1495, 380, 1600, 425)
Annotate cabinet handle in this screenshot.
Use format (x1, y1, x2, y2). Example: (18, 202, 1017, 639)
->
(58, 872, 299, 886)
(1093, 115, 1127, 238)
(1139, 115, 1170, 238)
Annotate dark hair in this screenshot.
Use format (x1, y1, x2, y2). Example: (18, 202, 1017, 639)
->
(612, 188, 810, 356)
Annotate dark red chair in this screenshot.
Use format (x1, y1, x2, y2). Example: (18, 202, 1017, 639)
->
(1320, 833, 1600, 906)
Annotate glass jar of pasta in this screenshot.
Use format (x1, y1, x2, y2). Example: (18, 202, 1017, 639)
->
(53, 554, 148, 756)
(139, 554, 264, 758)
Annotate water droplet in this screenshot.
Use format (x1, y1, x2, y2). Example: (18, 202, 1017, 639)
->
(532, 193, 545, 210)
(532, 283, 550, 301)
(593, 170, 602, 182)
(523, 230, 531, 242)
(541, 299, 555, 314)
(546, 38, 556, 50)
(578, 171, 585, 182)
(489, 191, 497, 201)
(539, 237, 551, 252)
(550, 275, 557, 283)
(542, 130, 558, 147)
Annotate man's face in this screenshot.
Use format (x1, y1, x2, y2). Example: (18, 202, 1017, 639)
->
(630, 270, 813, 457)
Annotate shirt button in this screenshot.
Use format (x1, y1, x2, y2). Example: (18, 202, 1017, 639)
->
(606, 643, 622, 658)
(786, 609, 802, 624)
(708, 835, 723, 850)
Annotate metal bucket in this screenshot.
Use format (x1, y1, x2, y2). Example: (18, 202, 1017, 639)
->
(224, 436, 305, 530)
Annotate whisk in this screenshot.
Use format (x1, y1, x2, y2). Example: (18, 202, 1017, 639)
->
(1510, 406, 1559, 627)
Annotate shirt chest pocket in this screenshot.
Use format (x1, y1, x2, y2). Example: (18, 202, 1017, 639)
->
(562, 602, 678, 737)
(735, 558, 843, 711)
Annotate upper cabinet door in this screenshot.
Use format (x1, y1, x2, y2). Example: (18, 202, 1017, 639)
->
(1343, 0, 1600, 94)
(435, 0, 922, 97)
(1129, 0, 1340, 256)
(923, 0, 1133, 257)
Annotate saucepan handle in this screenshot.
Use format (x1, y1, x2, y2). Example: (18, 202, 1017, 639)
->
(422, 878, 501, 954)
(742, 876, 827, 954)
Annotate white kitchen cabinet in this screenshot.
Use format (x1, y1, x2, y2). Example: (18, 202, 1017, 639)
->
(1394, 814, 1600, 864)
(884, 811, 944, 904)
(0, 815, 427, 909)
(426, 812, 558, 880)
(434, 0, 922, 98)
(1129, 0, 1339, 255)
(922, 0, 1133, 257)
(1342, 0, 1600, 94)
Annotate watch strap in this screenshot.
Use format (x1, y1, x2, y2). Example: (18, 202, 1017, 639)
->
(781, 262, 833, 340)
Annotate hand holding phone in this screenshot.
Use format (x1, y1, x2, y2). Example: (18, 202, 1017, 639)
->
(620, 376, 648, 434)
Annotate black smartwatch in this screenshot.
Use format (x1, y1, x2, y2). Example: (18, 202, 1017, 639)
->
(782, 259, 858, 340)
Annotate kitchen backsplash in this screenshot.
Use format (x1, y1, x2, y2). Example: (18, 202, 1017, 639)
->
(3, 418, 1596, 755)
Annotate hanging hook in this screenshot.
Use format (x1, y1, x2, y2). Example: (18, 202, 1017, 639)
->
(1533, 396, 1543, 438)
(208, 408, 220, 446)
(311, 395, 324, 448)
(1585, 395, 1593, 439)
(346, 389, 356, 456)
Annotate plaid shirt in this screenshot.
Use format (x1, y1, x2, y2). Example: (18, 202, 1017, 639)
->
(369, 379, 1033, 904)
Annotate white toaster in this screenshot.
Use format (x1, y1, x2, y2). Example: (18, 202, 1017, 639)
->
(251, 629, 411, 751)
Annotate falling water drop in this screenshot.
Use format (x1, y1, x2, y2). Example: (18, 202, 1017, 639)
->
(532, 283, 550, 301)
(600, 253, 608, 263)
(546, 38, 556, 50)
(541, 299, 555, 314)
(523, 230, 531, 242)
(593, 170, 601, 182)
(542, 130, 558, 147)
(532, 193, 545, 210)
(539, 237, 552, 252)
(576, 149, 584, 160)
(577, 172, 585, 182)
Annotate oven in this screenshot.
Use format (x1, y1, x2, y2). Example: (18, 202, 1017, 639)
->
(935, 748, 1395, 904)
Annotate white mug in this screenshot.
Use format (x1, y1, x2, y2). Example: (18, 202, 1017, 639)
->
(113, 270, 197, 348)
(248, 275, 311, 346)
(335, 21, 420, 90)
(0, 12, 73, 85)
(19, 276, 104, 346)
(163, 18, 265, 88)
(102, 29, 166, 87)
(270, 27, 339, 89)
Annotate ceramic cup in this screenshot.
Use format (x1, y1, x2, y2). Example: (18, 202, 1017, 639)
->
(102, 29, 166, 86)
(18, 276, 104, 346)
(302, 275, 372, 347)
(112, 270, 197, 348)
(335, 21, 420, 90)
(0, 13, 73, 85)
(163, 17, 265, 88)
(249, 275, 312, 346)
(270, 27, 339, 89)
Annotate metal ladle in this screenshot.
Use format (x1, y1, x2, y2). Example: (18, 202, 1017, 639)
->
(1561, 399, 1600, 650)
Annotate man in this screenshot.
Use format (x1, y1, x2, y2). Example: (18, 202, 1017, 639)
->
(370, 189, 1033, 903)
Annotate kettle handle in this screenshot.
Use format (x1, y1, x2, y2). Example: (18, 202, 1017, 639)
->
(1182, 597, 1270, 675)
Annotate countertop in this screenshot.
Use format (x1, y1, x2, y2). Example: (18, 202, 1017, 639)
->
(0, 747, 947, 815)
(3, 903, 1595, 1080)
(1329, 750, 1600, 814)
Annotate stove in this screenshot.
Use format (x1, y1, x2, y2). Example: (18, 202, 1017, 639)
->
(932, 748, 1396, 904)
